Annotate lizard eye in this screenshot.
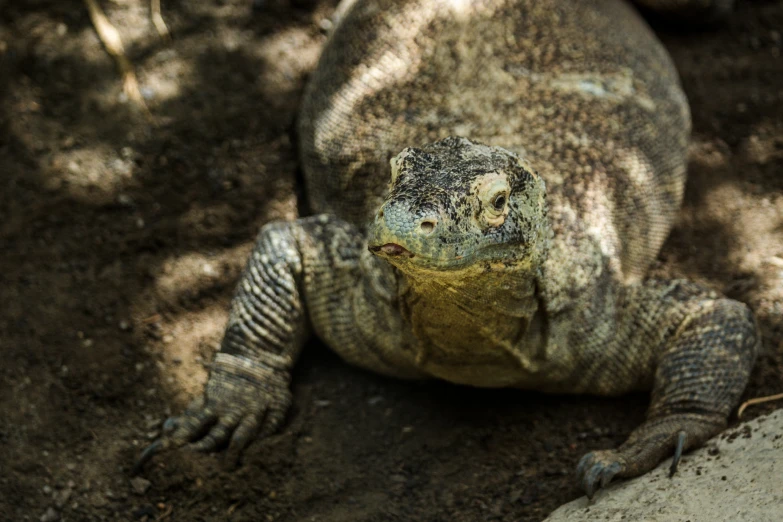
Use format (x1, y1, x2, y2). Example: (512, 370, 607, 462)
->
(475, 174, 510, 226)
(492, 194, 506, 211)
(486, 191, 508, 217)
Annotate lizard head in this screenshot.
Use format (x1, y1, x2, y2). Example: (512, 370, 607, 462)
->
(368, 136, 549, 275)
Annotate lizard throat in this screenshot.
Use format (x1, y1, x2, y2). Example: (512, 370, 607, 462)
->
(395, 267, 547, 385)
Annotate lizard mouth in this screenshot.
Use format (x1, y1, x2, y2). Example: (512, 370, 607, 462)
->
(368, 243, 415, 258)
(369, 240, 527, 272)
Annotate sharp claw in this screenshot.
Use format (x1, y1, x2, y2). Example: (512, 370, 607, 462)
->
(576, 452, 594, 479)
(669, 430, 687, 478)
(585, 477, 596, 499)
(599, 462, 622, 490)
(578, 453, 624, 499)
(132, 439, 165, 476)
(584, 463, 604, 499)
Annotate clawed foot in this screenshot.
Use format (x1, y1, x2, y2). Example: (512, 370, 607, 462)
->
(131, 398, 282, 475)
(575, 415, 713, 499)
(132, 354, 292, 475)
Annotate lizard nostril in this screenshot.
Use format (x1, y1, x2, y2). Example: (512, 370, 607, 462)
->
(378, 208, 384, 218)
(419, 220, 436, 234)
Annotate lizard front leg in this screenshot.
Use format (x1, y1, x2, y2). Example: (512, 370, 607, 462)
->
(576, 281, 758, 498)
(133, 215, 365, 473)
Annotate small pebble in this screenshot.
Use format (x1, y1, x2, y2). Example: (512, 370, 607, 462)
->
(130, 477, 151, 495)
(54, 488, 71, 508)
(318, 18, 333, 32)
(40, 507, 59, 522)
(201, 263, 217, 276)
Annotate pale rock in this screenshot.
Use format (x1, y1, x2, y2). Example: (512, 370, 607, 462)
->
(546, 410, 783, 522)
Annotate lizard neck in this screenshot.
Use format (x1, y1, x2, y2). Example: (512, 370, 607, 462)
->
(394, 263, 548, 385)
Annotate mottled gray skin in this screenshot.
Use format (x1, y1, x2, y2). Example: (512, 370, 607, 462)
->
(135, 0, 756, 499)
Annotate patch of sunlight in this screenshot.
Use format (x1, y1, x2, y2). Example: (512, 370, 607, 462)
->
(714, 183, 783, 269)
(72, 24, 193, 106)
(689, 138, 731, 170)
(695, 172, 783, 313)
(153, 246, 252, 305)
(147, 246, 254, 403)
(138, 48, 193, 104)
(45, 144, 135, 205)
(6, 74, 134, 205)
(153, 304, 228, 404)
(250, 27, 324, 95)
(446, 0, 473, 19)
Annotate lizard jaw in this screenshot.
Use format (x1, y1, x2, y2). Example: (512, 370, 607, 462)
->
(369, 243, 415, 258)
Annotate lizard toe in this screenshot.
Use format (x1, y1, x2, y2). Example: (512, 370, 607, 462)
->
(187, 411, 242, 453)
(577, 450, 626, 498)
(132, 407, 217, 475)
(576, 451, 596, 479)
(226, 414, 264, 467)
(131, 439, 164, 476)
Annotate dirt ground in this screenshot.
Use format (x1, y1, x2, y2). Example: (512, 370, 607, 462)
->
(1, 1, 781, 521)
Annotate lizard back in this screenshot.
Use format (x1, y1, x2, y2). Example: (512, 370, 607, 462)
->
(298, 0, 690, 282)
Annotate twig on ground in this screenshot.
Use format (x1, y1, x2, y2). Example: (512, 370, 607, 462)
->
(737, 392, 783, 418)
(83, 0, 152, 118)
(151, 0, 170, 41)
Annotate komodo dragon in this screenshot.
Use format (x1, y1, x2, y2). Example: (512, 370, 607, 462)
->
(134, 0, 758, 497)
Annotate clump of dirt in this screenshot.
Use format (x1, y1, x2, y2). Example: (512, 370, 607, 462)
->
(1, 1, 781, 521)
